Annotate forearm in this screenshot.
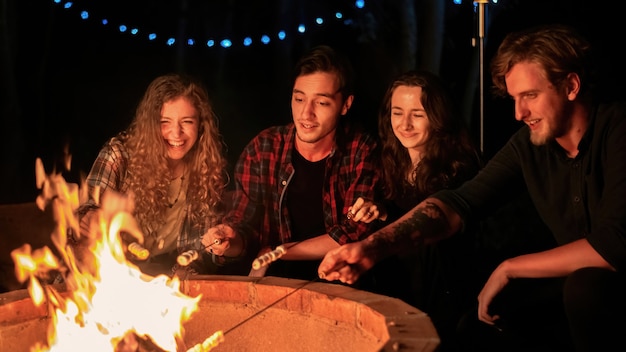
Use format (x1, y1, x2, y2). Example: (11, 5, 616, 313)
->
(280, 235, 340, 260)
(363, 198, 460, 259)
(498, 238, 615, 279)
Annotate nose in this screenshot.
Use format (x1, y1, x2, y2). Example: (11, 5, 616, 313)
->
(515, 100, 529, 121)
(399, 114, 412, 130)
(170, 121, 183, 137)
(300, 101, 315, 120)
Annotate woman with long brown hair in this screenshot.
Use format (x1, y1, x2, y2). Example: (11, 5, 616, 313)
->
(349, 70, 482, 351)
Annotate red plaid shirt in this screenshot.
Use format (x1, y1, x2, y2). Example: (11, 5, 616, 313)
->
(223, 122, 380, 249)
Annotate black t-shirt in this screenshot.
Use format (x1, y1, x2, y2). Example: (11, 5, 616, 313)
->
(286, 148, 327, 241)
(267, 148, 327, 280)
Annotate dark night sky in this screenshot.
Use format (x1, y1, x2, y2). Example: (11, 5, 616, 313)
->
(2, 0, 625, 204)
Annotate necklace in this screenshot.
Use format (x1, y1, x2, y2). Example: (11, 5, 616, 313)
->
(167, 166, 186, 208)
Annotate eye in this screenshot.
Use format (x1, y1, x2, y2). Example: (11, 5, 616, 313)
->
(292, 93, 305, 103)
(317, 100, 331, 107)
(525, 92, 537, 99)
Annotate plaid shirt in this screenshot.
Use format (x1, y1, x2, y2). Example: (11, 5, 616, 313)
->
(76, 136, 202, 255)
(223, 121, 380, 249)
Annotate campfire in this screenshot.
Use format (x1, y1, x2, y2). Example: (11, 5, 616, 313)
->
(0, 158, 439, 352)
(9, 159, 222, 351)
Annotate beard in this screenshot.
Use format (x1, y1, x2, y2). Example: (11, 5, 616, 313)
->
(529, 117, 570, 146)
(529, 127, 552, 146)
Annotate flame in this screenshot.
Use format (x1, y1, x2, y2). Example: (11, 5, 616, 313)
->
(10, 158, 221, 351)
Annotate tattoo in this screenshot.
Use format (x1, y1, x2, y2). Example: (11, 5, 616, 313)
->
(371, 200, 449, 256)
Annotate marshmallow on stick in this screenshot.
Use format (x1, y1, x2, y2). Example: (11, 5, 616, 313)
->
(252, 245, 286, 270)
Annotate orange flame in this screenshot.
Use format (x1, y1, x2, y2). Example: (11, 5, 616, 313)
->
(11, 158, 219, 351)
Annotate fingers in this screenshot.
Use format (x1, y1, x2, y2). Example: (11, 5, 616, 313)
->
(318, 250, 354, 283)
(352, 197, 365, 210)
(347, 204, 379, 223)
(363, 209, 377, 223)
(477, 293, 500, 325)
(318, 259, 341, 280)
(201, 225, 233, 256)
(478, 307, 499, 325)
(346, 197, 364, 220)
(318, 264, 360, 284)
(208, 242, 229, 256)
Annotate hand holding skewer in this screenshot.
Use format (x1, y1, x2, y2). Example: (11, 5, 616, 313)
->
(200, 225, 235, 256)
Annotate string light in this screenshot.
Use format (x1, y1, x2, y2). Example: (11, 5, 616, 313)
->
(50, 0, 370, 49)
(50, 1, 479, 49)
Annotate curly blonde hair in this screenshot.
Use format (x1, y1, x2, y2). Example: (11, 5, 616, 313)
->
(121, 73, 227, 234)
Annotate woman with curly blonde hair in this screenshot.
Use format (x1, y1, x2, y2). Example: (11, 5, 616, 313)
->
(75, 73, 228, 276)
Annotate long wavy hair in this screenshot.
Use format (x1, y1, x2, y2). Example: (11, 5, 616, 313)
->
(378, 70, 481, 200)
(121, 73, 227, 234)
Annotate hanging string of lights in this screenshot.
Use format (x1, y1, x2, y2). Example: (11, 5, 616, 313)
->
(51, 0, 368, 49)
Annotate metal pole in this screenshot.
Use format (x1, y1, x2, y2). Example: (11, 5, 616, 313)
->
(474, 0, 488, 153)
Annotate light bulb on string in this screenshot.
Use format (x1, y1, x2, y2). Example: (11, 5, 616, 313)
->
(50, 0, 376, 50)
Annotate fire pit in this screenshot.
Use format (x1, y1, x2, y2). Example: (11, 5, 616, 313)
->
(0, 275, 439, 351)
(0, 164, 439, 352)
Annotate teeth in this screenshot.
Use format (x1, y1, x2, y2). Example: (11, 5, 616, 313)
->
(169, 141, 184, 147)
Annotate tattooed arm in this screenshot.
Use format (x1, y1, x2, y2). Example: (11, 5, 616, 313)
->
(318, 197, 462, 284)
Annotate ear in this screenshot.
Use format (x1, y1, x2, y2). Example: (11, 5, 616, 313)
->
(565, 73, 581, 101)
(341, 94, 354, 115)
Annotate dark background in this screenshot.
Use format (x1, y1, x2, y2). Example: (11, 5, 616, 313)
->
(1, 0, 625, 204)
(0, 0, 625, 294)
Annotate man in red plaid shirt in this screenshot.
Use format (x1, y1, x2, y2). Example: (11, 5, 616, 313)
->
(201, 45, 381, 280)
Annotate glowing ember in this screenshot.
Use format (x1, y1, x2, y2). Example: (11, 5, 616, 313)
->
(10, 158, 221, 351)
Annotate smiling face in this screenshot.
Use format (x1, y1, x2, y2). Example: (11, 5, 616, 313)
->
(291, 72, 353, 156)
(390, 85, 431, 161)
(160, 96, 199, 161)
(505, 61, 572, 146)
